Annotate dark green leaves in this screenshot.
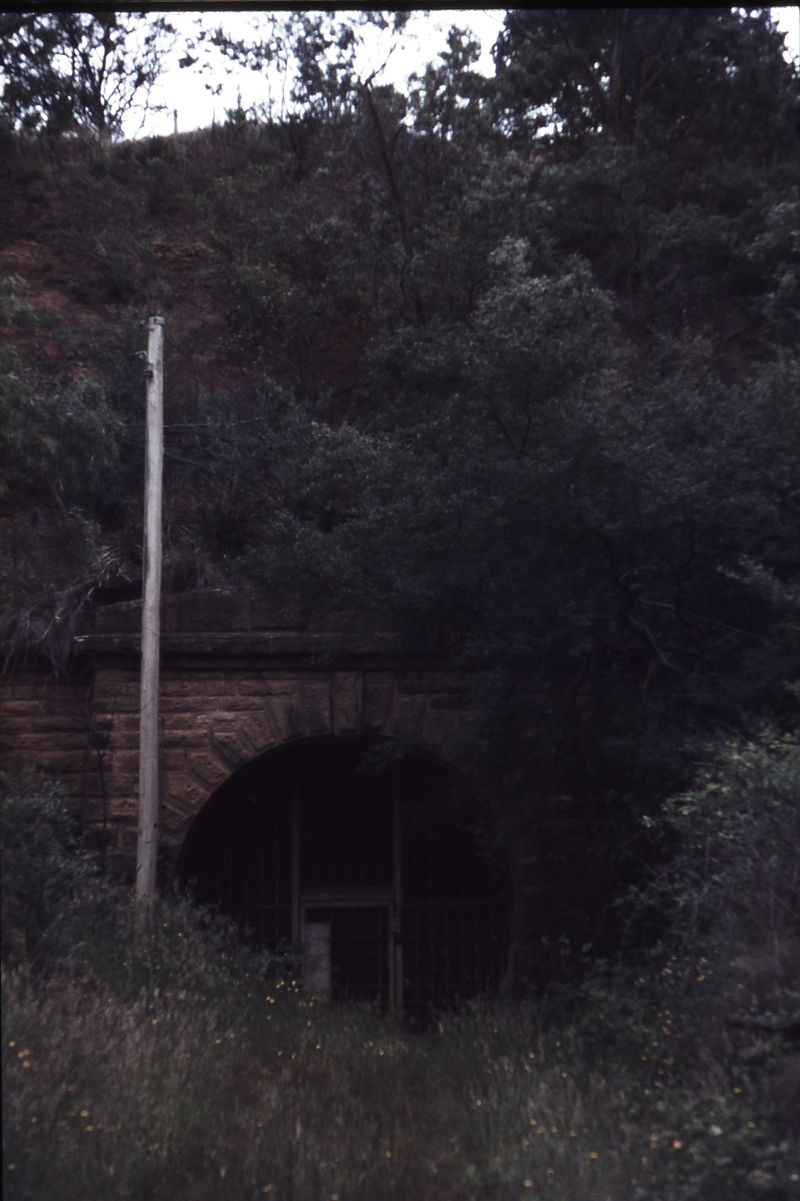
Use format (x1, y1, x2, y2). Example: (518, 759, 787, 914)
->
(0, 13, 174, 137)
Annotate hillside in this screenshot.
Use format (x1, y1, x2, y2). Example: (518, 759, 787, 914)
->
(1, 6, 799, 976)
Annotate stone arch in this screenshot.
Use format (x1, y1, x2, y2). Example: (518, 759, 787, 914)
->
(156, 668, 476, 857)
(176, 732, 513, 1019)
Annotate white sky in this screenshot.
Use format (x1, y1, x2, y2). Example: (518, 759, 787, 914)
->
(45, 6, 792, 138)
(129, 7, 800, 139)
(129, 10, 507, 138)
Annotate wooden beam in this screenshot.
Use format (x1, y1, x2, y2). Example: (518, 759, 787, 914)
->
(135, 316, 165, 904)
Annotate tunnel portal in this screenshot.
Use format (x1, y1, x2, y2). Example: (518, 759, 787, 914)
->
(177, 735, 512, 1019)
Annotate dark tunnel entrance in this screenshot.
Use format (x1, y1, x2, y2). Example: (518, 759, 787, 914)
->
(177, 736, 513, 1020)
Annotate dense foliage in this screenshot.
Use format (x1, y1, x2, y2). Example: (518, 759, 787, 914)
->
(0, 12, 174, 136)
(0, 772, 96, 961)
(2, 773, 798, 1199)
(1, 8, 798, 981)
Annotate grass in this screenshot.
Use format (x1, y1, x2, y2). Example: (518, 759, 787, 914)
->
(3, 889, 798, 1201)
(2, 762, 799, 1201)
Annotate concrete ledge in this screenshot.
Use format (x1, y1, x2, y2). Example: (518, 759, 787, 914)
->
(75, 631, 404, 657)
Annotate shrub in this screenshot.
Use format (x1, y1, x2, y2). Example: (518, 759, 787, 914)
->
(3, 757, 798, 1199)
(624, 730, 800, 1028)
(0, 773, 95, 963)
(3, 969, 798, 1201)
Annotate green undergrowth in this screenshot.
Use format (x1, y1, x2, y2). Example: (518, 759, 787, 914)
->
(2, 888, 798, 1201)
(2, 762, 799, 1201)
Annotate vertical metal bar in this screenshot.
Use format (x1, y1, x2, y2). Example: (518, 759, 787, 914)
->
(392, 770, 403, 1013)
(386, 899, 394, 1015)
(291, 751, 300, 944)
(305, 920, 332, 998)
(135, 315, 164, 904)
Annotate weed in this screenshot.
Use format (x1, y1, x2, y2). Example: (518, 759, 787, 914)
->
(3, 900, 798, 1200)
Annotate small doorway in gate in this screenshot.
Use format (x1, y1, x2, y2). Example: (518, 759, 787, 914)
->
(302, 902, 393, 1007)
(177, 735, 513, 1020)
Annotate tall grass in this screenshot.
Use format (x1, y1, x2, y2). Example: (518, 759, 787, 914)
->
(3, 753, 799, 1201)
(3, 886, 797, 1201)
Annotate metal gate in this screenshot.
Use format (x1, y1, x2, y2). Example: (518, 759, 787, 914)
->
(178, 737, 512, 1019)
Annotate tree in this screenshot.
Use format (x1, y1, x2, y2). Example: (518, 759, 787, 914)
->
(489, 9, 800, 340)
(491, 8, 797, 152)
(0, 12, 174, 136)
(196, 10, 411, 120)
(1, 7, 798, 976)
(202, 14, 798, 971)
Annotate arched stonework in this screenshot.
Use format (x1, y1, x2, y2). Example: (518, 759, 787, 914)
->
(89, 660, 479, 862)
(0, 590, 537, 985)
(176, 734, 514, 1018)
(0, 590, 484, 870)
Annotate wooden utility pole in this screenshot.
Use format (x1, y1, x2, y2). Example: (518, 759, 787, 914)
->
(135, 315, 165, 903)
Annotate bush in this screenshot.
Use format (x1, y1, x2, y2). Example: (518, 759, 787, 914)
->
(3, 970, 798, 1201)
(2, 762, 798, 1199)
(0, 773, 96, 963)
(625, 731, 800, 1021)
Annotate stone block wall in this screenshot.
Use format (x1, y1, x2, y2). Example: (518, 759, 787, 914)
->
(1, 656, 569, 984)
(0, 594, 573, 984)
(87, 663, 480, 863)
(1, 649, 481, 873)
(0, 675, 96, 804)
